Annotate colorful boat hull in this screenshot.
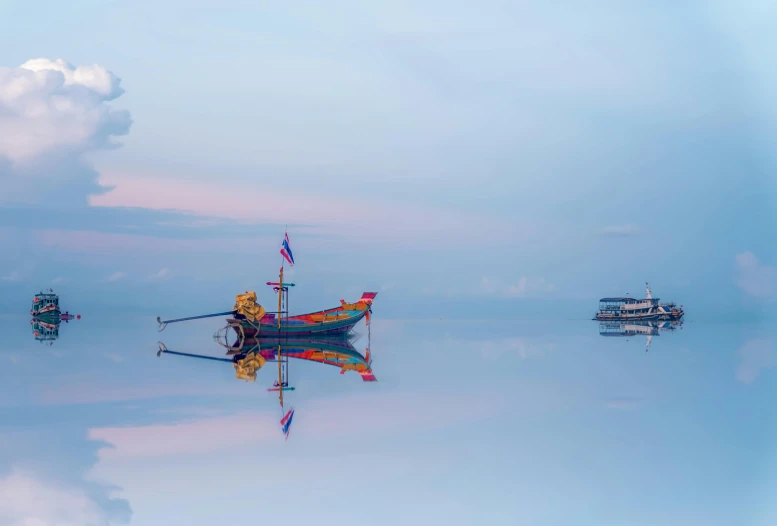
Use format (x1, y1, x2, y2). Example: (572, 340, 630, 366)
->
(237, 292, 376, 337)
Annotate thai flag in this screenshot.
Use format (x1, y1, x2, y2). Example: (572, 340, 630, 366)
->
(280, 233, 294, 266)
(280, 408, 294, 440)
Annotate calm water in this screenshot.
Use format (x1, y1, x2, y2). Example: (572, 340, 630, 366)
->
(1, 314, 775, 525)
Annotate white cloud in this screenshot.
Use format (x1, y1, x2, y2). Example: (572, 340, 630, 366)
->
(149, 268, 170, 280)
(600, 224, 640, 237)
(0, 469, 130, 526)
(471, 337, 554, 361)
(0, 58, 129, 162)
(106, 271, 126, 282)
(481, 276, 555, 298)
(104, 352, 124, 363)
(0, 58, 132, 205)
(735, 251, 776, 299)
(736, 338, 775, 384)
(1, 270, 20, 281)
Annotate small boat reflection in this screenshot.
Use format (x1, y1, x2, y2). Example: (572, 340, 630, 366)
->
(29, 288, 80, 345)
(31, 319, 60, 345)
(599, 319, 682, 352)
(29, 312, 80, 345)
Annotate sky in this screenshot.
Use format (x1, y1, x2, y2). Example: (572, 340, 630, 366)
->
(0, 3, 777, 522)
(0, 0, 775, 320)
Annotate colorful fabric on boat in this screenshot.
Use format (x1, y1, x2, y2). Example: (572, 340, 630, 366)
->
(359, 292, 377, 303)
(233, 291, 266, 322)
(280, 408, 294, 439)
(340, 301, 369, 311)
(280, 233, 294, 266)
(233, 351, 266, 382)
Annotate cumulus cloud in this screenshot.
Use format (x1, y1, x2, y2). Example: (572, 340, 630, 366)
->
(735, 338, 775, 384)
(0, 58, 132, 204)
(734, 251, 776, 299)
(471, 337, 554, 361)
(481, 276, 555, 297)
(149, 267, 170, 280)
(104, 352, 125, 363)
(105, 271, 126, 282)
(0, 469, 131, 526)
(1, 270, 20, 281)
(600, 224, 640, 237)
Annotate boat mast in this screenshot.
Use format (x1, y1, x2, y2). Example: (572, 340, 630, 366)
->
(645, 282, 652, 300)
(277, 264, 284, 407)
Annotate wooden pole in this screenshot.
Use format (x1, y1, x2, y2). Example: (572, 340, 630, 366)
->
(277, 265, 284, 407)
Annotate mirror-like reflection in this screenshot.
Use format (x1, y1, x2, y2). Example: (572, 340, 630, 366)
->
(599, 319, 683, 351)
(2, 315, 776, 525)
(157, 337, 375, 385)
(28, 289, 80, 345)
(153, 278, 377, 440)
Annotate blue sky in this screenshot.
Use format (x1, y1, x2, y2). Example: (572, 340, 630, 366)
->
(0, 0, 776, 320)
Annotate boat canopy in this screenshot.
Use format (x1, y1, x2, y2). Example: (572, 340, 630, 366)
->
(599, 297, 659, 303)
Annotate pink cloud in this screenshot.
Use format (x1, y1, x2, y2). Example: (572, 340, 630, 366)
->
(35, 228, 270, 255)
(89, 391, 506, 460)
(89, 172, 530, 247)
(39, 382, 248, 406)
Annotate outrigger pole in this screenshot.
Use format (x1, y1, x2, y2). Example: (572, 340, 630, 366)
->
(156, 342, 232, 362)
(157, 343, 297, 388)
(157, 311, 235, 332)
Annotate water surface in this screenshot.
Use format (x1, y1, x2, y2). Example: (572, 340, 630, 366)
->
(1, 314, 775, 525)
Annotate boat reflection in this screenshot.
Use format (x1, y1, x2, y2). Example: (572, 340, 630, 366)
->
(30, 318, 60, 345)
(157, 336, 375, 383)
(29, 313, 79, 345)
(599, 319, 682, 351)
(157, 334, 374, 439)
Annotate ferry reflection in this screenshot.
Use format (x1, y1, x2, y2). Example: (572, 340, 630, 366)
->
(599, 319, 682, 352)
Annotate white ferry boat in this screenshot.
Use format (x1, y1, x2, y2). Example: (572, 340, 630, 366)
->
(595, 283, 683, 321)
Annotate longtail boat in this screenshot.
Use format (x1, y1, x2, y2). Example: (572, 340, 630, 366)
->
(244, 292, 376, 337)
(157, 290, 376, 337)
(157, 231, 377, 441)
(156, 232, 376, 338)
